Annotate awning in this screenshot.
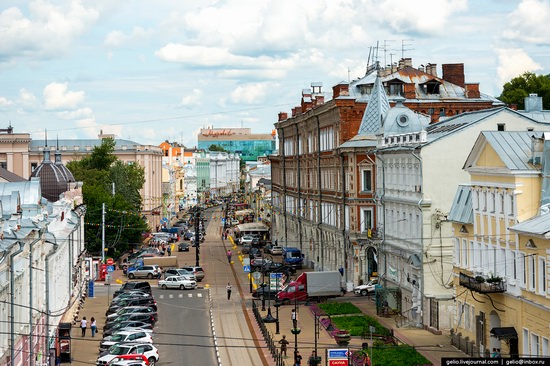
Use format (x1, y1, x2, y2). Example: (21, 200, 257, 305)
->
(490, 327, 518, 340)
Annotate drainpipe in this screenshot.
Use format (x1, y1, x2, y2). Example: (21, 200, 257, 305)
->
(10, 240, 25, 366)
(44, 236, 59, 363)
(316, 115, 323, 270)
(281, 127, 288, 245)
(28, 231, 43, 366)
(411, 148, 424, 328)
(340, 152, 348, 285)
(295, 123, 303, 253)
(375, 152, 387, 286)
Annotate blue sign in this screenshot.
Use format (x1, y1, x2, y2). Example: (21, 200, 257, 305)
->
(107, 265, 115, 273)
(243, 265, 251, 273)
(328, 349, 349, 358)
(161, 217, 168, 224)
(88, 280, 95, 298)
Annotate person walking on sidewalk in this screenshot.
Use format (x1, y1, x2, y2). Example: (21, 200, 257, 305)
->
(90, 317, 97, 337)
(80, 317, 87, 337)
(166, 245, 171, 256)
(278, 335, 289, 358)
(294, 350, 303, 366)
(226, 283, 232, 300)
(227, 250, 232, 263)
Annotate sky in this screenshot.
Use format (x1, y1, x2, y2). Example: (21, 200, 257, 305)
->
(1, 0, 549, 148)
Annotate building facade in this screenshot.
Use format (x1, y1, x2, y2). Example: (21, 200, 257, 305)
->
(450, 131, 550, 358)
(198, 127, 276, 161)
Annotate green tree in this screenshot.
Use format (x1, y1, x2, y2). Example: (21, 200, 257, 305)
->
(67, 138, 148, 259)
(208, 144, 227, 152)
(498, 72, 550, 110)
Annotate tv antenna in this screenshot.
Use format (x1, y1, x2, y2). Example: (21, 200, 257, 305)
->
(401, 39, 414, 59)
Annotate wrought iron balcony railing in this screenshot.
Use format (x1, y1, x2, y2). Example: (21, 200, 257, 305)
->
(459, 272, 506, 294)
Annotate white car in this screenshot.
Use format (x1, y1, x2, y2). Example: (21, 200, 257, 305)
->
(103, 328, 153, 341)
(240, 235, 255, 245)
(96, 343, 159, 366)
(270, 246, 283, 255)
(99, 330, 153, 352)
(353, 279, 379, 296)
(109, 360, 147, 366)
(158, 275, 197, 290)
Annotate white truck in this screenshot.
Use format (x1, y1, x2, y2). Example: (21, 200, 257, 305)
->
(276, 271, 344, 304)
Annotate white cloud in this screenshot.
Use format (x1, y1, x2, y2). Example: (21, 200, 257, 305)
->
(0, 97, 13, 108)
(180, 89, 203, 107)
(496, 48, 542, 85)
(104, 26, 155, 47)
(230, 83, 269, 104)
(43, 82, 85, 110)
(17, 89, 38, 109)
(0, 1, 99, 62)
(502, 0, 550, 44)
(56, 107, 94, 120)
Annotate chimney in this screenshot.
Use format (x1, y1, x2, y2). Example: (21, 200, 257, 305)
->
(333, 83, 349, 98)
(425, 63, 437, 77)
(403, 83, 416, 99)
(510, 104, 518, 110)
(442, 63, 465, 87)
(525, 93, 543, 112)
(398, 59, 405, 70)
(278, 112, 288, 122)
(314, 95, 325, 106)
(464, 83, 480, 98)
(403, 58, 412, 67)
(291, 108, 297, 117)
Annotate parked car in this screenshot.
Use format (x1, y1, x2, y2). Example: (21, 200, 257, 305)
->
(241, 244, 251, 254)
(107, 299, 157, 316)
(260, 262, 297, 275)
(252, 286, 278, 300)
(180, 266, 205, 282)
(127, 265, 161, 279)
(240, 235, 255, 245)
(104, 314, 156, 332)
(99, 331, 153, 352)
(177, 242, 190, 252)
(182, 231, 194, 241)
(111, 292, 152, 303)
(103, 328, 153, 341)
(114, 282, 152, 298)
(353, 278, 379, 296)
(249, 247, 262, 258)
(109, 360, 147, 366)
(96, 343, 159, 366)
(251, 258, 272, 270)
(158, 276, 197, 290)
(164, 268, 196, 281)
(269, 246, 283, 255)
(102, 321, 154, 337)
(128, 248, 160, 261)
(106, 306, 158, 322)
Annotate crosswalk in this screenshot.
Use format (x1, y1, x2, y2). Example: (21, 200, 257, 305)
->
(157, 292, 203, 299)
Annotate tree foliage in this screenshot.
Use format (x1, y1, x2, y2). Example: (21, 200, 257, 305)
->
(208, 144, 227, 152)
(67, 138, 148, 259)
(498, 72, 550, 110)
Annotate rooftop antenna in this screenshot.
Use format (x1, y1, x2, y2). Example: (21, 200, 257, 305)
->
(366, 46, 373, 75)
(382, 40, 394, 69)
(348, 67, 351, 82)
(401, 39, 414, 59)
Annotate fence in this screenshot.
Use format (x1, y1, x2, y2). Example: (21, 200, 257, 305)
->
(253, 300, 285, 366)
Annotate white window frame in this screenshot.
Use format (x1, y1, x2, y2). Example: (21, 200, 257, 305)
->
(361, 169, 372, 192)
(361, 208, 374, 233)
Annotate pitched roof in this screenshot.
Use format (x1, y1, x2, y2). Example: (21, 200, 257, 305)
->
(0, 167, 26, 182)
(480, 131, 542, 171)
(357, 70, 390, 136)
(509, 212, 550, 237)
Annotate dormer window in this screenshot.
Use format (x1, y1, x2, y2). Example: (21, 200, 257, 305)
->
(421, 80, 440, 94)
(359, 84, 372, 95)
(387, 82, 403, 96)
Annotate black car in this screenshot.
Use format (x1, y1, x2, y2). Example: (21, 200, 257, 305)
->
(252, 286, 278, 300)
(113, 282, 152, 298)
(106, 306, 158, 322)
(104, 313, 157, 331)
(107, 298, 157, 316)
(178, 242, 190, 252)
(112, 291, 152, 301)
(101, 321, 154, 337)
(261, 262, 297, 275)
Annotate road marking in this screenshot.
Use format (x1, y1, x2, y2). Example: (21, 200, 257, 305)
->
(188, 293, 193, 297)
(198, 293, 203, 297)
(169, 294, 173, 299)
(179, 294, 183, 298)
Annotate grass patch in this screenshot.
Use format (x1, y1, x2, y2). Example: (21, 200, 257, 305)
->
(372, 345, 432, 366)
(318, 302, 361, 315)
(331, 315, 391, 337)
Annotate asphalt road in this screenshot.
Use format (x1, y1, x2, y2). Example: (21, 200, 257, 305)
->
(153, 287, 216, 365)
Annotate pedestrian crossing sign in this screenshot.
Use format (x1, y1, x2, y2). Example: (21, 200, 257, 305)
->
(243, 265, 251, 273)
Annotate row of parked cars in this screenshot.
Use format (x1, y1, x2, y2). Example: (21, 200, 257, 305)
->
(96, 282, 159, 366)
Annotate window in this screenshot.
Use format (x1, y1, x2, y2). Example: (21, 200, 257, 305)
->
(531, 333, 540, 356)
(500, 193, 505, 214)
(0, 162, 6, 169)
(529, 255, 536, 291)
(491, 192, 496, 212)
(362, 170, 372, 192)
(31, 162, 38, 172)
(388, 83, 403, 96)
(454, 239, 460, 266)
(362, 209, 373, 232)
(510, 194, 515, 216)
(461, 239, 468, 267)
(543, 337, 549, 357)
(539, 257, 547, 294)
(464, 303, 471, 330)
(497, 123, 505, 131)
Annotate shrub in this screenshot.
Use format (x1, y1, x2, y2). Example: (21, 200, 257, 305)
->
(331, 315, 391, 337)
(318, 302, 361, 315)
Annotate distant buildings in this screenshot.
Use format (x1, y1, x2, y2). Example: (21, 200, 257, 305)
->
(198, 127, 276, 161)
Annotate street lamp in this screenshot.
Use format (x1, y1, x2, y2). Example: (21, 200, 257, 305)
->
(291, 296, 301, 365)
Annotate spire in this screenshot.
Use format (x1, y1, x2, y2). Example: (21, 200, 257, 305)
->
(357, 63, 391, 136)
(43, 129, 51, 162)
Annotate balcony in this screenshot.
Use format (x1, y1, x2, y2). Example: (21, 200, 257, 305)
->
(459, 273, 506, 294)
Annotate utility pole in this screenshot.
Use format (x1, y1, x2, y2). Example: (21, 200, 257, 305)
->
(102, 203, 105, 263)
(194, 209, 201, 266)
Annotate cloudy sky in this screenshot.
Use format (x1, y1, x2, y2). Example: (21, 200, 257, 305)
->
(0, 0, 548, 147)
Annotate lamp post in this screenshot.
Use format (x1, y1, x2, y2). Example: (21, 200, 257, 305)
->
(292, 295, 300, 365)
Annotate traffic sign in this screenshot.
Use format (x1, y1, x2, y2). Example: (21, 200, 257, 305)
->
(328, 360, 348, 366)
(107, 265, 115, 273)
(106, 258, 114, 265)
(328, 349, 349, 358)
(243, 265, 251, 273)
(252, 271, 262, 281)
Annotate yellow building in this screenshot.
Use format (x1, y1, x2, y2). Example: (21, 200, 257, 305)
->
(449, 131, 550, 358)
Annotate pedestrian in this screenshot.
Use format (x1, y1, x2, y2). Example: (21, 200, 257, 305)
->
(80, 316, 87, 337)
(90, 317, 97, 337)
(491, 348, 498, 358)
(278, 335, 289, 358)
(166, 245, 171, 256)
(291, 308, 298, 328)
(226, 283, 232, 300)
(308, 350, 319, 366)
(496, 349, 501, 358)
(227, 250, 232, 263)
(294, 350, 303, 366)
